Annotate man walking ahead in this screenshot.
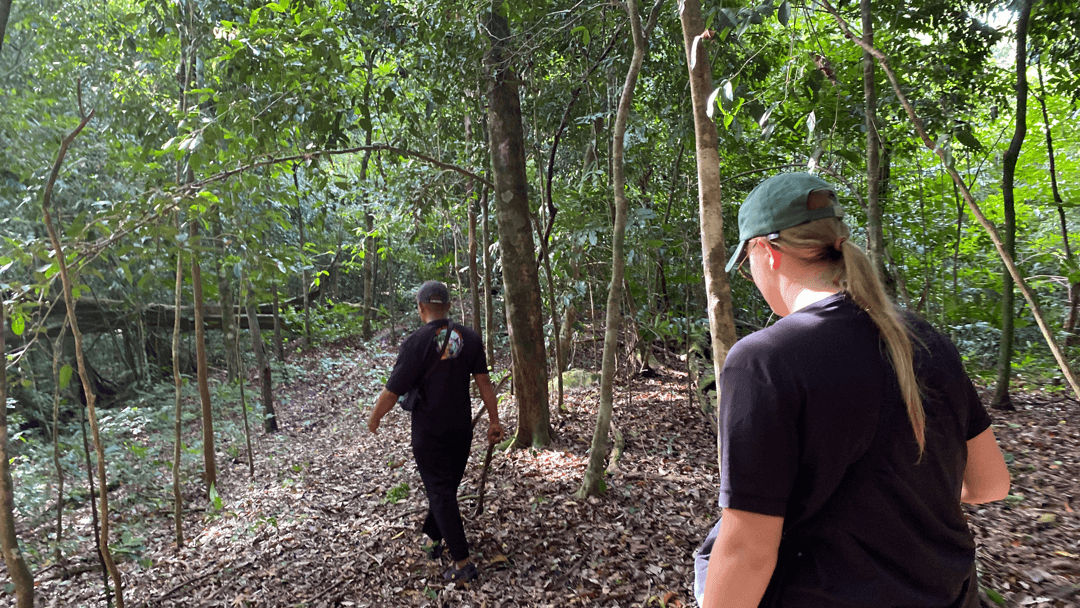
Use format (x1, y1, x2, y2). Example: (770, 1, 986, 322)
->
(368, 281, 504, 582)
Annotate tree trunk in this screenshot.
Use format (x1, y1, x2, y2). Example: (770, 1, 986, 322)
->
(360, 91, 376, 340)
(655, 139, 684, 313)
(536, 40, 620, 411)
(862, 0, 890, 291)
(135, 312, 150, 387)
(176, 6, 216, 499)
(362, 210, 376, 340)
(41, 110, 125, 607)
(0, 0, 11, 57)
(992, 0, 1031, 411)
(189, 220, 218, 492)
(1, 305, 34, 607)
(1036, 63, 1078, 337)
(579, 0, 653, 498)
(450, 212, 467, 320)
(537, 215, 564, 412)
(272, 279, 284, 360)
(292, 164, 312, 349)
(559, 304, 576, 372)
(820, 0, 1080, 404)
(246, 282, 278, 433)
(481, 186, 496, 366)
(51, 324, 67, 564)
(679, 0, 738, 410)
(171, 220, 184, 548)
(78, 409, 110, 606)
(624, 278, 650, 373)
(215, 212, 238, 383)
(469, 204, 482, 335)
(952, 179, 963, 298)
(485, 0, 550, 448)
(234, 301, 255, 478)
(465, 114, 482, 334)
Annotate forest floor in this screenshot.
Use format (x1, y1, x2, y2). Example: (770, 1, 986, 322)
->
(12, 334, 1080, 607)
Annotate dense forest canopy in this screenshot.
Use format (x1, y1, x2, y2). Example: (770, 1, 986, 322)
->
(1, 0, 1079, 605)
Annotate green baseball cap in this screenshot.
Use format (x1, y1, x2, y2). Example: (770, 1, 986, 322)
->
(724, 172, 842, 272)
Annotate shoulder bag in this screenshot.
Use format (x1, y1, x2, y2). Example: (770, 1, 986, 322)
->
(400, 320, 454, 412)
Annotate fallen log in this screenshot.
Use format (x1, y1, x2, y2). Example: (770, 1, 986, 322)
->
(10, 298, 277, 340)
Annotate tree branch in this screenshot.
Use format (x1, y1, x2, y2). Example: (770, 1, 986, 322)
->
(544, 29, 621, 243)
(816, 0, 1080, 402)
(183, 144, 492, 193)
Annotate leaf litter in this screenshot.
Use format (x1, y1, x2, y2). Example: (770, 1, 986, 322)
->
(8, 338, 1080, 607)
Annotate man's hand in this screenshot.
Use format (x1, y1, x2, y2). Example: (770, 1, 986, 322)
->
(368, 388, 398, 435)
(487, 420, 505, 445)
(474, 373, 503, 445)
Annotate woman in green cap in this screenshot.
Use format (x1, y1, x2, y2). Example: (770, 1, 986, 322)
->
(695, 172, 1010, 607)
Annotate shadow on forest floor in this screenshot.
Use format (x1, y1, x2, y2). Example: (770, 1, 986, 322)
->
(11, 337, 1080, 607)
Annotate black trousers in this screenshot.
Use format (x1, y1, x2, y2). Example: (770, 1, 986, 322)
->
(411, 428, 472, 561)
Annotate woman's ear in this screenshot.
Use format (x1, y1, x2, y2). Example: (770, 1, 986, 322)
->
(766, 242, 783, 270)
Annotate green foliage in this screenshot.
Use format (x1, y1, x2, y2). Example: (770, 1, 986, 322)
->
(382, 481, 410, 504)
(982, 586, 1008, 606)
(209, 483, 223, 513)
(3, 0, 1080, 585)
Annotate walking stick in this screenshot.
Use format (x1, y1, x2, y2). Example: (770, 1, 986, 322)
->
(469, 371, 509, 517)
(473, 440, 495, 518)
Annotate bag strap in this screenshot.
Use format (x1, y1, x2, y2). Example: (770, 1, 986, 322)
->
(418, 320, 454, 385)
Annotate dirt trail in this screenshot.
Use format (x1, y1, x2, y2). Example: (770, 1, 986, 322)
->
(26, 337, 1080, 607)
(34, 337, 714, 607)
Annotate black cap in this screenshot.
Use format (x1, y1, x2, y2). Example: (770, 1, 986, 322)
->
(416, 281, 450, 305)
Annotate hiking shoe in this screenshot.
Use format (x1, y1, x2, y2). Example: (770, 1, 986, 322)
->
(424, 541, 444, 561)
(442, 562, 478, 583)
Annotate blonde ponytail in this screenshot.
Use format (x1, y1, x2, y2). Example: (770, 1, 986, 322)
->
(778, 218, 926, 456)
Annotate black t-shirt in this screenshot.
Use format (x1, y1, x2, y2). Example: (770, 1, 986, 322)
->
(718, 292, 991, 607)
(386, 319, 489, 434)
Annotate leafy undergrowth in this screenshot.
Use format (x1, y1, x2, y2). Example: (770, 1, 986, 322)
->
(8, 337, 1080, 607)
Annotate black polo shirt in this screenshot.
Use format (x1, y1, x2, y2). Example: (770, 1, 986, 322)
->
(718, 292, 991, 607)
(386, 319, 489, 434)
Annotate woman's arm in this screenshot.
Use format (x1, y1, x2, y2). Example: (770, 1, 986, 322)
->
(961, 427, 1010, 504)
(702, 508, 784, 608)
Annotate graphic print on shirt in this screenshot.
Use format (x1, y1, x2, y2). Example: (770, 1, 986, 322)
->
(434, 327, 463, 360)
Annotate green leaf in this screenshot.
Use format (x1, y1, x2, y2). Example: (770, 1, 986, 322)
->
(954, 125, 983, 151)
(197, 190, 221, 204)
(209, 483, 223, 511)
(59, 364, 74, 390)
(11, 313, 25, 336)
(982, 587, 1007, 605)
(778, 1, 790, 25)
(571, 25, 590, 45)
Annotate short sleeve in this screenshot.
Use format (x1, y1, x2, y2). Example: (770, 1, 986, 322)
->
(962, 380, 991, 440)
(718, 343, 800, 517)
(930, 326, 992, 441)
(386, 334, 426, 396)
